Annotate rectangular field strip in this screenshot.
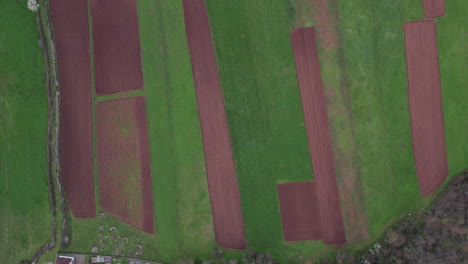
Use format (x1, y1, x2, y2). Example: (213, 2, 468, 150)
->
(290, 27, 346, 244)
(182, 0, 246, 249)
(277, 182, 322, 241)
(90, 0, 144, 95)
(423, 0, 445, 18)
(96, 97, 154, 233)
(50, 0, 96, 218)
(404, 20, 448, 197)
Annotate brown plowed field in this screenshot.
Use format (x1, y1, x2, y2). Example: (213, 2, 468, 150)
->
(90, 0, 144, 95)
(50, 0, 95, 218)
(423, 0, 445, 18)
(182, 0, 246, 249)
(404, 20, 447, 197)
(277, 182, 323, 241)
(96, 97, 154, 233)
(290, 27, 346, 244)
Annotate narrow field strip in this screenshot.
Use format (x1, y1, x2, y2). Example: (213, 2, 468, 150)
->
(96, 97, 154, 233)
(290, 27, 346, 244)
(308, 0, 369, 242)
(423, 0, 445, 18)
(50, 0, 95, 218)
(90, 0, 144, 95)
(404, 20, 448, 197)
(277, 181, 322, 241)
(182, 0, 246, 249)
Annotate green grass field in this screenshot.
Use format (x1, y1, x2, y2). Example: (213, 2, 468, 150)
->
(0, 1, 51, 263)
(437, 0, 468, 177)
(338, 0, 467, 236)
(338, 0, 424, 235)
(206, 0, 316, 252)
(1, 0, 466, 263)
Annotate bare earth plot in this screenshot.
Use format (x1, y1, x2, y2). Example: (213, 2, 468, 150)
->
(404, 20, 448, 197)
(96, 97, 154, 233)
(290, 27, 346, 244)
(182, 0, 246, 249)
(50, 0, 95, 218)
(423, 0, 445, 18)
(91, 0, 144, 95)
(277, 182, 322, 241)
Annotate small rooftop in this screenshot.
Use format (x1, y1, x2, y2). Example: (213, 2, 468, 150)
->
(56, 255, 74, 264)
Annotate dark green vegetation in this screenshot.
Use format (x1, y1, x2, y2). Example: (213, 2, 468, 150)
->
(316, 172, 467, 264)
(0, 1, 51, 263)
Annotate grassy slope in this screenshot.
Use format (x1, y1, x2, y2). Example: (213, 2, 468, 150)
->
(437, 0, 468, 178)
(338, 0, 424, 235)
(61, 0, 467, 262)
(205, 0, 327, 260)
(66, 0, 215, 262)
(284, 0, 370, 242)
(138, 0, 215, 259)
(339, 0, 467, 236)
(0, 1, 51, 263)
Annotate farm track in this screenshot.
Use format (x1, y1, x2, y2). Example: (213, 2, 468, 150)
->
(31, 0, 72, 262)
(182, 0, 246, 249)
(404, 20, 447, 197)
(290, 27, 346, 244)
(308, 0, 369, 242)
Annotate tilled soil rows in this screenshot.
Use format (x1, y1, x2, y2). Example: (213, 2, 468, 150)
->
(90, 0, 144, 95)
(182, 0, 246, 249)
(96, 97, 154, 233)
(50, 0, 95, 218)
(277, 181, 323, 241)
(423, 0, 445, 18)
(404, 20, 447, 197)
(290, 27, 346, 244)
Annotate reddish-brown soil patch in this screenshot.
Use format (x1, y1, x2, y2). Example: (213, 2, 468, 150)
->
(50, 0, 95, 218)
(291, 27, 346, 244)
(277, 182, 323, 241)
(404, 20, 447, 197)
(96, 97, 154, 233)
(90, 0, 144, 95)
(423, 0, 445, 18)
(182, 0, 246, 249)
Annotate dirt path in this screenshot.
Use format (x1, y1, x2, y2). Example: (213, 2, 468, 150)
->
(30, 1, 71, 262)
(30, 8, 57, 264)
(303, 0, 369, 242)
